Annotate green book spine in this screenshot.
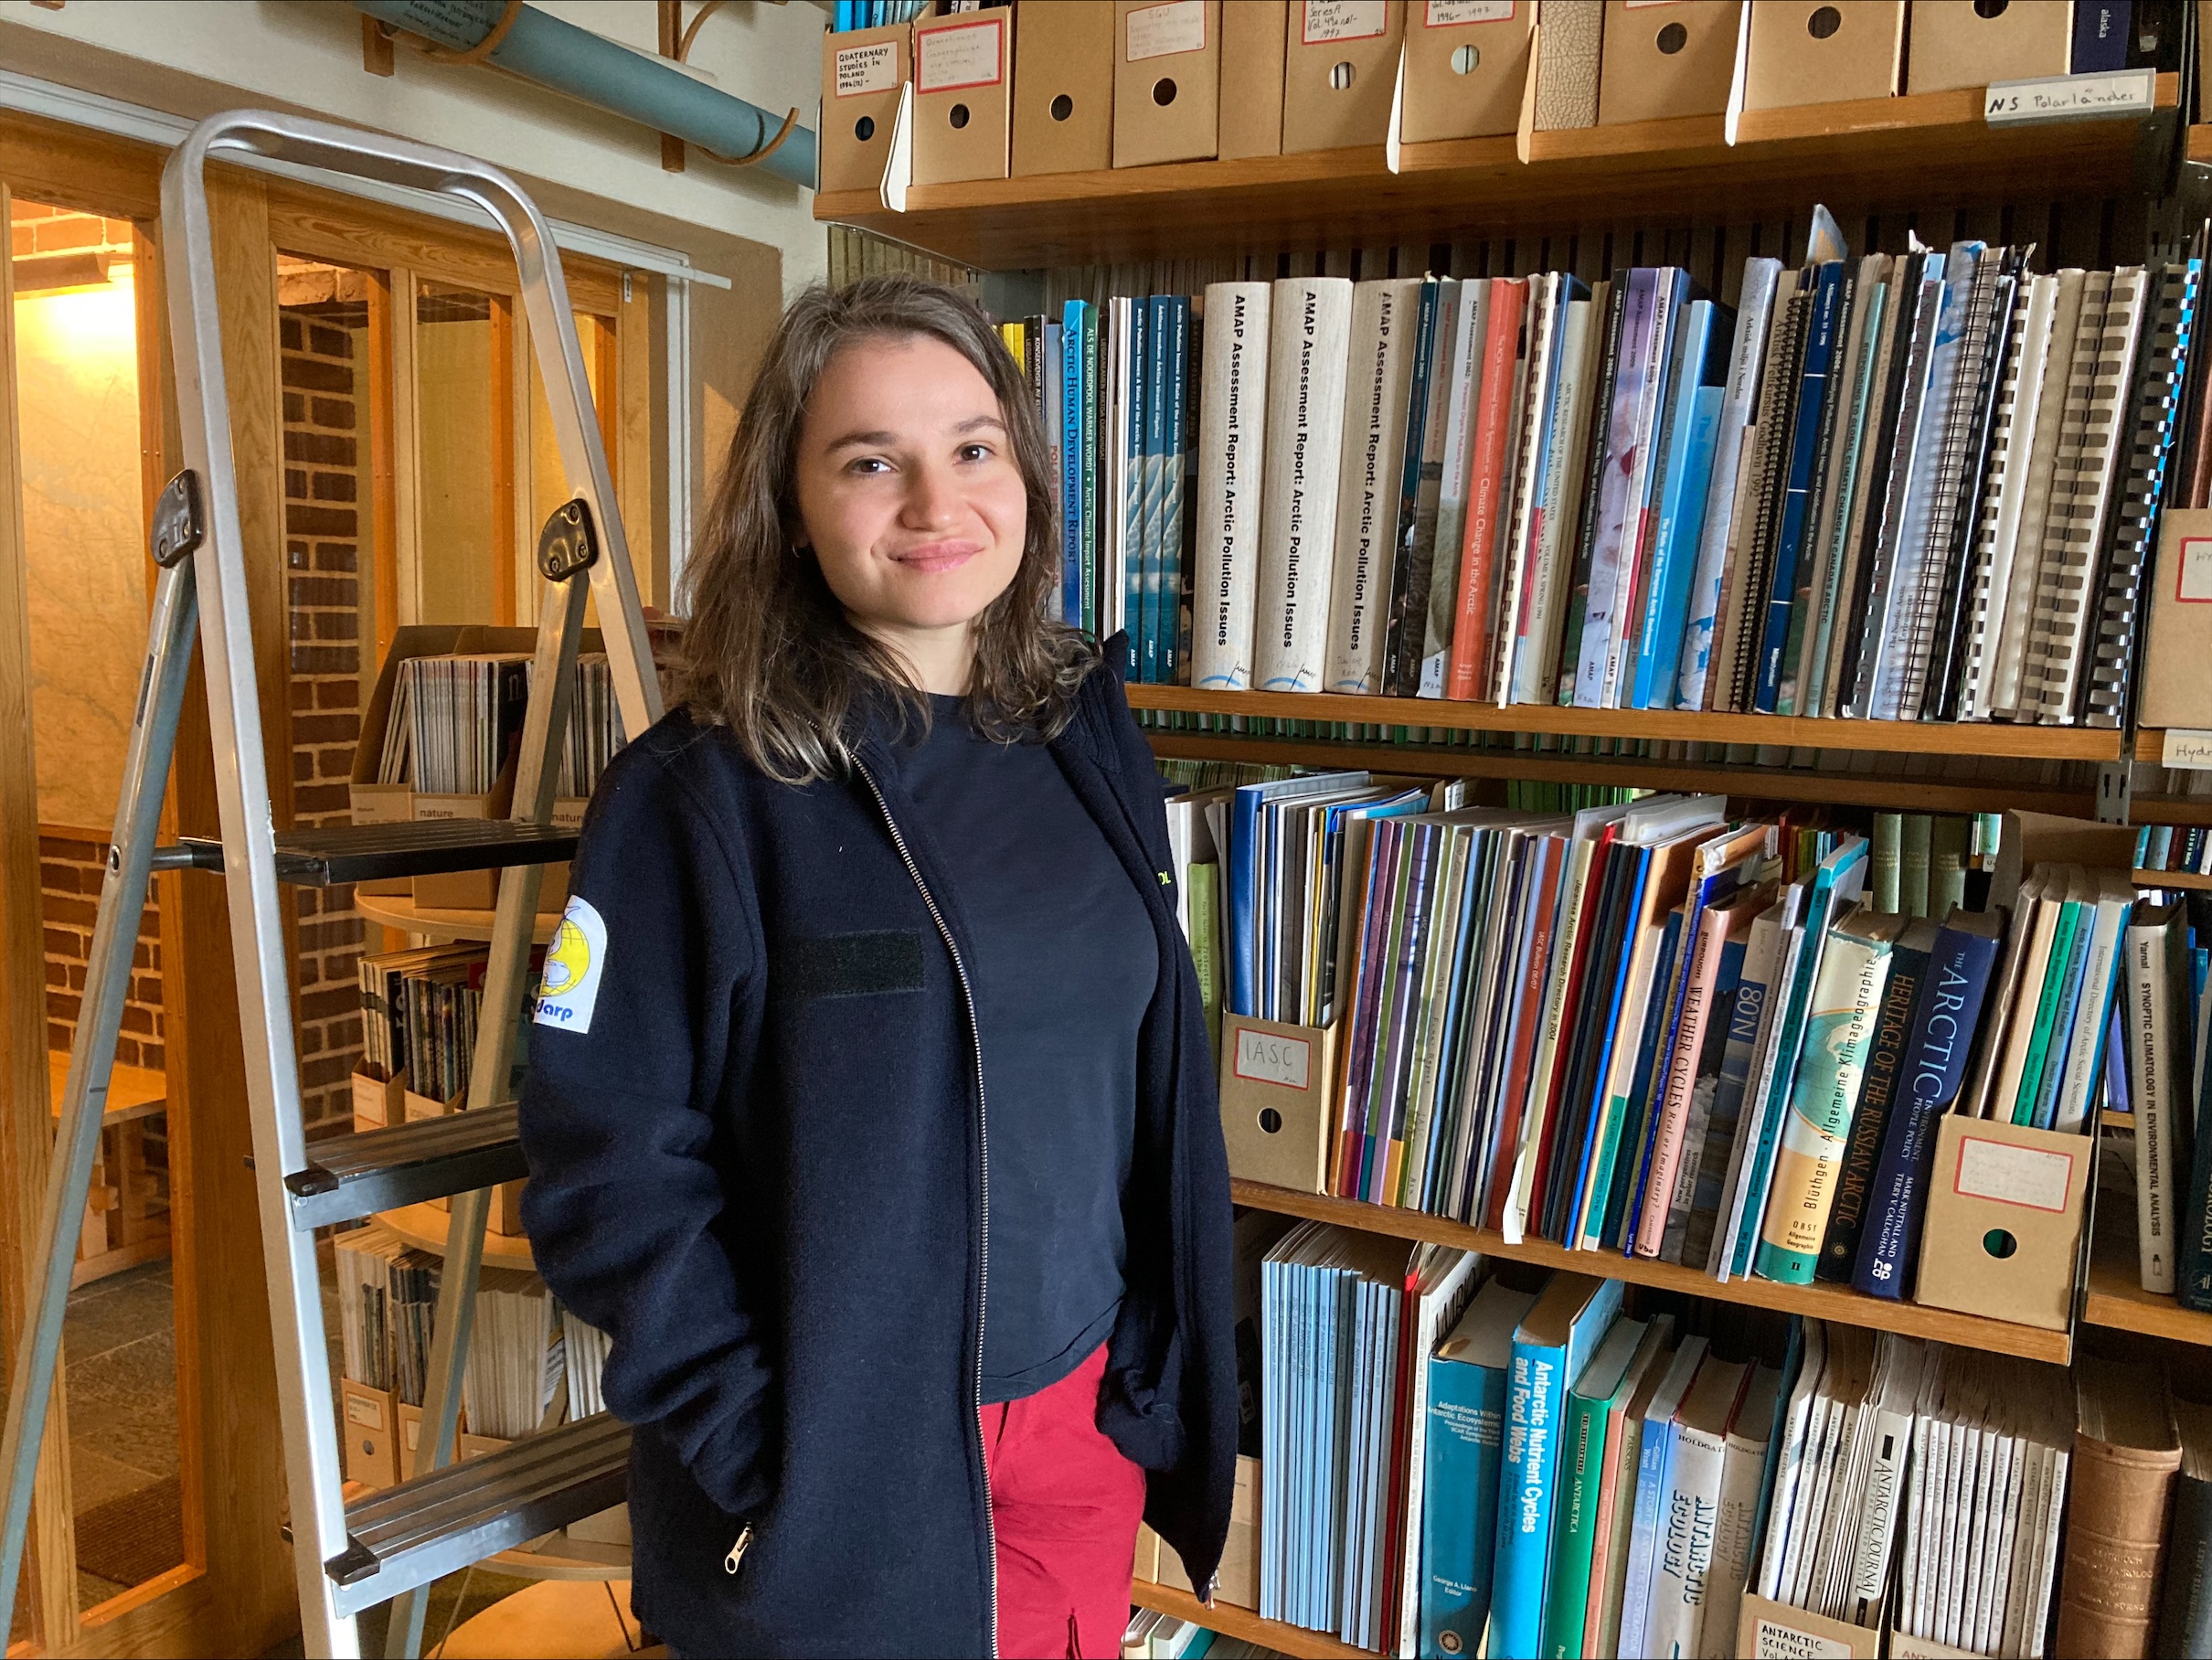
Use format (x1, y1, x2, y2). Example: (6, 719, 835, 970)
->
(1539, 1388, 1611, 1658)
(1929, 814, 1970, 917)
(1898, 814, 1931, 917)
(2012, 900, 2082, 1125)
(1871, 813, 1902, 914)
(1188, 860, 1221, 1061)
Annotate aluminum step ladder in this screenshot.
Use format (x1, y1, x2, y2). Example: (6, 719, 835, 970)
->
(0, 110, 665, 1659)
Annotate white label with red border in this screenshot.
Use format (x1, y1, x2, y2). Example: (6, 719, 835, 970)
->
(917, 18, 1004, 94)
(1953, 1136, 2074, 1213)
(1425, 0, 1513, 24)
(835, 39, 901, 98)
(1233, 1025, 1312, 1091)
(1128, 0, 1207, 59)
(1303, 0, 1388, 45)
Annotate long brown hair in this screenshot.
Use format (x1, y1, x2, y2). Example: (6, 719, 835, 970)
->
(673, 272, 1096, 784)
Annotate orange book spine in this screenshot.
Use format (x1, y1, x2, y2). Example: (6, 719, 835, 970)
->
(1447, 278, 1526, 701)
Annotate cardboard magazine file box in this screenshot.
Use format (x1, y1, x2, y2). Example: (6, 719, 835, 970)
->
(1905, 0, 2069, 95)
(340, 1378, 401, 1489)
(1218, 1015, 1339, 1194)
(2134, 508, 2212, 728)
(1113, 0, 1221, 167)
(820, 21, 910, 193)
(1887, 1621, 1984, 1659)
(913, 10, 1015, 186)
(1736, 1593, 1883, 1660)
(351, 1066, 405, 1133)
(1400, 0, 1535, 143)
(458, 1432, 510, 1462)
(1013, 0, 1114, 176)
(1913, 1113, 2090, 1333)
(1741, 0, 1903, 112)
(1217, 0, 1287, 157)
(1282, 0, 1406, 153)
(1154, 1454, 1259, 1608)
(1132, 1523, 1161, 1582)
(351, 623, 468, 897)
(566, 1502, 632, 1548)
(397, 1401, 421, 1479)
(1597, 0, 1740, 125)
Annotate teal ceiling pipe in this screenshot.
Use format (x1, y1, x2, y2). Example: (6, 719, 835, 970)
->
(351, 0, 817, 189)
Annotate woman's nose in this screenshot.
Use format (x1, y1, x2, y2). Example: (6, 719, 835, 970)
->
(900, 460, 963, 529)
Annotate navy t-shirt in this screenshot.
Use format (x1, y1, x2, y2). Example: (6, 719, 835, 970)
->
(891, 694, 1157, 1403)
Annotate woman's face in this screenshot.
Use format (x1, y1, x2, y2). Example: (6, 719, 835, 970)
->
(792, 332, 1026, 672)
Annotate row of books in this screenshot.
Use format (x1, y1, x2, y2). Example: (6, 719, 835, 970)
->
(377, 653, 626, 799)
(1002, 296, 1197, 684)
(356, 944, 536, 1106)
(334, 1221, 438, 1408)
(827, 0, 935, 30)
(1169, 224, 2200, 729)
(1198, 770, 2147, 1300)
(2135, 823, 2212, 878)
(1868, 812, 2002, 920)
(1251, 1226, 2093, 1660)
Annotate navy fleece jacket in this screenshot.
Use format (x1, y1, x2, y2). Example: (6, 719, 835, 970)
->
(516, 642, 1236, 1657)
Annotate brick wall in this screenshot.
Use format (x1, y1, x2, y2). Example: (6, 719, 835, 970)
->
(39, 834, 163, 1071)
(9, 202, 132, 264)
(280, 285, 367, 1136)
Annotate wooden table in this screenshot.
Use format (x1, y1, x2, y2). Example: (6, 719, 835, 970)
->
(48, 1051, 171, 1285)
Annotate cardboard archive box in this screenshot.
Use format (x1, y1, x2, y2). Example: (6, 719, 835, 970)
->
(352, 1066, 405, 1133)
(1399, 0, 1534, 143)
(1736, 1592, 1882, 1659)
(912, 9, 1015, 185)
(1913, 1113, 2090, 1333)
(397, 1400, 421, 1479)
(1013, 1, 1113, 176)
(1597, 0, 1741, 125)
(1113, 0, 1221, 166)
(340, 1378, 401, 1489)
(2135, 507, 2212, 728)
(1742, 0, 1904, 112)
(1905, 0, 2070, 96)
(1282, 0, 1406, 152)
(1154, 1455, 1259, 1607)
(819, 21, 909, 193)
(1218, 1015, 1339, 1193)
(1217, 0, 1287, 156)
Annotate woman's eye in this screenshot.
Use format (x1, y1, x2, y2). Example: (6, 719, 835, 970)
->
(956, 442, 994, 463)
(846, 455, 891, 475)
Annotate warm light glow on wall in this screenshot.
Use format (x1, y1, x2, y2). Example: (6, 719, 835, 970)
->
(16, 260, 135, 354)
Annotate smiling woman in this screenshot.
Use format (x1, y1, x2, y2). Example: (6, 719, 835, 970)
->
(512, 272, 1239, 1659)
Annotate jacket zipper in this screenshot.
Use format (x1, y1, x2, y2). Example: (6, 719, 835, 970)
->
(855, 758, 998, 1659)
(724, 1525, 753, 1575)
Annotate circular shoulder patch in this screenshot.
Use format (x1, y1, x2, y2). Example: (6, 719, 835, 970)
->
(533, 896, 608, 1034)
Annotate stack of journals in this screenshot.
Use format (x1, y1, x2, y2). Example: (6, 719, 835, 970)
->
(1207, 768, 2141, 1304)
(459, 1267, 565, 1442)
(356, 944, 539, 1106)
(334, 1221, 439, 1410)
(828, 0, 929, 30)
(376, 651, 625, 798)
(1078, 216, 2205, 729)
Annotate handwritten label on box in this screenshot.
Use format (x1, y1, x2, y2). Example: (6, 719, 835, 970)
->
(2178, 536, 2212, 601)
(1425, 0, 1514, 23)
(1304, 0, 1388, 45)
(345, 1390, 388, 1431)
(1233, 1025, 1311, 1090)
(917, 18, 1003, 94)
(1984, 68, 2154, 126)
(835, 40, 901, 98)
(1953, 1136, 2074, 1214)
(1128, 0, 1207, 59)
(2162, 729, 2212, 771)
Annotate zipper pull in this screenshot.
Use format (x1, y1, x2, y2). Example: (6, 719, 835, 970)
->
(724, 1525, 754, 1575)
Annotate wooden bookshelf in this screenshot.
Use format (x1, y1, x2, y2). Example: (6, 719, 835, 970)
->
(1228, 1178, 2074, 1366)
(1124, 686, 2122, 761)
(1143, 729, 2101, 819)
(1131, 1580, 1378, 1660)
(2081, 1226, 2212, 1346)
(356, 891, 558, 944)
(2132, 867, 2212, 889)
(815, 78, 2175, 270)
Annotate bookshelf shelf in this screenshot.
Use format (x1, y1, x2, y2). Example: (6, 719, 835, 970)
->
(377, 1201, 536, 1272)
(1124, 685, 2122, 761)
(2081, 1228, 2212, 1347)
(814, 79, 2176, 270)
(1130, 1580, 1378, 1660)
(2133, 867, 2212, 889)
(1143, 729, 2102, 818)
(356, 892, 558, 944)
(1228, 1178, 2074, 1365)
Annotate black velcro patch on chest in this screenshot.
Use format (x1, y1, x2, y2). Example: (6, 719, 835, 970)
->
(773, 930, 927, 1000)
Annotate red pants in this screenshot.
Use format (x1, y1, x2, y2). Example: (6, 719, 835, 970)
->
(982, 1343, 1148, 1660)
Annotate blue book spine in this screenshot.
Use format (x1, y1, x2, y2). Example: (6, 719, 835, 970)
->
(1161, 296, 1190, 686)
(2034, 906, 2098, 1130)
(1629, 302, 1718, 708)
(1228, 785, 1264, 1017)
(1124, 301, 1150, 679)
(1491, 1341, 1567, 1659)
(1060, 303, 1086, 627)
(1081, 304, 1101, 633)
(1640, 385, 1726, 708)
(1600, 910, 1686, 1250)
(1754, 262, 1845, 712)
(1421, 1350, 1511, 1658)
(1853, 922, 2003, 1297)
(1566, 849, 1654, 1245)
(1618, 1412, 1677, 1655)
(1143, 295, 1172, 684)
(2072, 0, 2132, 69)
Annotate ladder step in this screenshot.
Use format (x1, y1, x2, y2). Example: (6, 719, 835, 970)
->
(155, 822, 580, 886)
(323, 1412, 631, 1616)
(285, 1104, 527, 1230)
